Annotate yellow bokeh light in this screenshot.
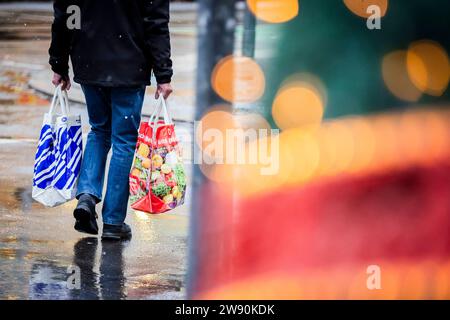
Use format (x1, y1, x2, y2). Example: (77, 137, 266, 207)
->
(314, 126, 338, 177)
(399, 264, 429, 300)
(199, 274, 304, 300)
(280, 128, 320, 185)
(197, 109, 274, 185)
(272, 78, 325, 131)
(347, 263, 401, 300)
(398, 112, 426, 166)
(196, 105, 235, 159)
(407, 40, 450, 96)
(247, 0, 299, 24)
(325, 121, 355, 175)
(435, 262, 450, 299)
(343, 0, 389, 18)
(200, 262, 450, 299)
(347, 118, 376, 174)
(382, 50, 423, 102)
(238, 133, 291, 195)
(421, 111, 450, 163)
(199, 162, 238, 184)
(370, 115, 401, 171)
(206, 107, 450, 197)
(211, 55, 265, 103)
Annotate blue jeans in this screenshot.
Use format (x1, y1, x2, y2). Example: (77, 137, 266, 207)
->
(77, 85, 145, 225)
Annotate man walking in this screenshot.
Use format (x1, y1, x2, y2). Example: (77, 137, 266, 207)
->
(49, 0, 173, 240)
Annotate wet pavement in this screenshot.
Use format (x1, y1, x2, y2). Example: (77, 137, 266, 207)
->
(0, 3, 194, 299)
(0, 120, 190, 301)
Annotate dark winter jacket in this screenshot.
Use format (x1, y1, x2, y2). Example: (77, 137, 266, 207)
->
(49, 0, 173, 86)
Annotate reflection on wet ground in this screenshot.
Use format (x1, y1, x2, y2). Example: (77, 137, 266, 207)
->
(0, 140, 188, 300)
(0, 211, 187, 300)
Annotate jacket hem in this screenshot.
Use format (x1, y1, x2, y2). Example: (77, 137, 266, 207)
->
(73, 77, 151, 88)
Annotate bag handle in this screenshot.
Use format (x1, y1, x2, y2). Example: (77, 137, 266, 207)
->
(61, 88, 70, 114)
(48, 85, 69, 116)
(160, 96, 172, 124)
(147, 98, 162, 125)
(148, 96, 172, 125)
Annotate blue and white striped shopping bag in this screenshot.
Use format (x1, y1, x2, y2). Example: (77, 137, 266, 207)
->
(32, 85, 83, 207)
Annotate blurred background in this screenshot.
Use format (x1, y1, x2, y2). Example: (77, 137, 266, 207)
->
(0, 0, 449, 300)
(190, 0, 450, 299)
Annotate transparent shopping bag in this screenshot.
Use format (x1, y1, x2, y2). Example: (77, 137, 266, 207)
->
(129, 96, 187, 214)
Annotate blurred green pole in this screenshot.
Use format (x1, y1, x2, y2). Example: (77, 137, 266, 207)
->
(242, 3, 256, 58)
(188, 0, 236, 298)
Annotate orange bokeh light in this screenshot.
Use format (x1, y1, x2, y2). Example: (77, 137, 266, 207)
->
(211, 55, 265, 104)
(407, 40, 450, 96)
(343, 0, 388, 18)
(272, 79, 325, 131)
(197, 108, 274, 184)
(247, 0, 299, 24)
(421, 112, 450, 164)
(324, 121, 355, 175)
(196, 105, 236, 160)
(347, 118, 376, 174)
(397, 112, 426, 166)
(280, 128, 320, 185)
(382, 50, 423, 102)
(199, 261, 450, 299)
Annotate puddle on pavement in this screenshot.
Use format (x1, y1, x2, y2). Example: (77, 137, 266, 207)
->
(13, 186, 33, 212)
(0, 247, 39, 260)
(0, 182, 35, 212)
(0, 69, 48, 106)
(0, 225, 187, 300)
(0, 164, 188, 300)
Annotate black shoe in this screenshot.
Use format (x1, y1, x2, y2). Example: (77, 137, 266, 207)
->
(102, 223, 132, 241)
(73, 194, 99, 235)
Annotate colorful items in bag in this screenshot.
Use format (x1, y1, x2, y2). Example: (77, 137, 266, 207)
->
(32, 85, 83, 207)
(129, 97, 186, 214)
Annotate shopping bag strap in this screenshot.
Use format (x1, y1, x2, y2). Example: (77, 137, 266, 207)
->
(160, 96, 172, 124)
(146, 96, 173, 160)
(61, 89, 70, 113)
(148, 96, 173, 126)
(48, 85, 69, 116)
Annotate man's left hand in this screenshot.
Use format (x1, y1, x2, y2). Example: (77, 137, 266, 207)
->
(155, 83, 173, 99)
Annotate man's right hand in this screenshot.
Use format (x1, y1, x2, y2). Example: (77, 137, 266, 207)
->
(52, 72, 71, 91)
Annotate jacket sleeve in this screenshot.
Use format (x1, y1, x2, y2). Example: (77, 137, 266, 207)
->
(143, 0, 173, 84)
(48, 0, 73, 77)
